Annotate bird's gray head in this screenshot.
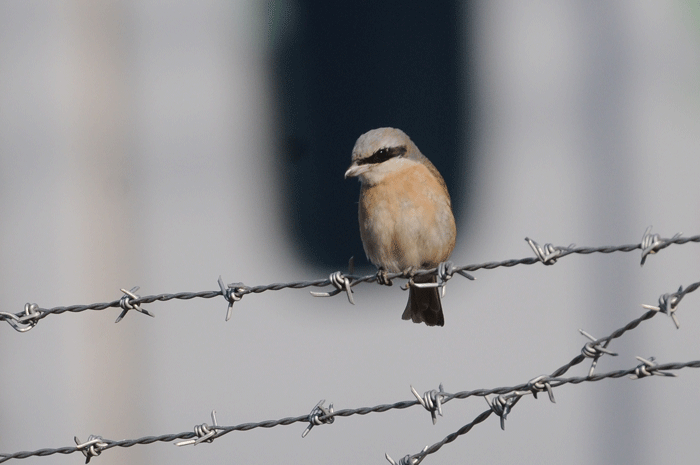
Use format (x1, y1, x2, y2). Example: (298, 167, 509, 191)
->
(344, 128, 423, 182)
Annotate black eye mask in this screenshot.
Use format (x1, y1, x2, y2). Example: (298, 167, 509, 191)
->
(356, 145, 407, 166)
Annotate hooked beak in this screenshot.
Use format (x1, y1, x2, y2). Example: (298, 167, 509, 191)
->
(344, 163, 369, 178)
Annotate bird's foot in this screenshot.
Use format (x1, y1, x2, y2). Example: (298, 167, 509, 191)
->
(400, 267, 416, 290)
(377, 268, 393, 286)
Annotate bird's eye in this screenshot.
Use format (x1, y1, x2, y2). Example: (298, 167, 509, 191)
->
(356, 145, 407, 166)
(373, 148, 394, 163)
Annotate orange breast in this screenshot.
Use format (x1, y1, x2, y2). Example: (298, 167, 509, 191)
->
(358, 162, 456, 272)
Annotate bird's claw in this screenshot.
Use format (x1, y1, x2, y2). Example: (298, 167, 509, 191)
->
(377, 269, 393, 286)
(400, 267, 416, 291)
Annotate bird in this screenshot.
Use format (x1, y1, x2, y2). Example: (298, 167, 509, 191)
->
(345, 128, 456, 326)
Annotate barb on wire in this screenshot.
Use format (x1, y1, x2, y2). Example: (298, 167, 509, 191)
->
(1, 234, 699, 463)
(401, 261, 475, 298)
(0, 303, 40, 332)
(311, 257, 356, 303)
(641, 282, 700, 329)
(386, 279, 700, 463)
(2, 227, 697, 332)
(437, 260, 476, 297)
(386, 282, 700, 463)
(386, 445, 428, 465)
(485, 393, 522, 430)
(526, 375, 556, 403)
(1, 360, 699, 463)
(579, 329, 618, 377)
(175, 410, 221, 446)
(388, 359, 700, 464)
(411, 384, 449, 425)
(218, 276, 245, 321)
(116, 287, 154, 323)
(301, 399, 335, 438)
(0, 276, 700, 464)
(74, 435, 108, 464)
(640, 226, 683, 266)
(310, 271, 355, 304)
(525, 237, 575, 265)
(630, 356, 677, 380)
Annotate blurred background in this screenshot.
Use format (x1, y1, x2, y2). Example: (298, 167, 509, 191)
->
(1, 1, 700, 464)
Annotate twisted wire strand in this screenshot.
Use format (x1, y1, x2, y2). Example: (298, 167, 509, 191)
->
(404, 360, 700, 464)
(1, 230, 699, 463)
(386, 275, 700, 463)
(3, 275, 699, 463)
(1, 360, 697, 464)
(2, 231, 698, 329)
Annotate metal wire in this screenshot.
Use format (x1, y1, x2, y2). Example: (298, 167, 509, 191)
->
(1, 227, 697, 331)
(1, 360, 697, 463)
(1, 277, 699, 462)
(1, 227, 698, 463)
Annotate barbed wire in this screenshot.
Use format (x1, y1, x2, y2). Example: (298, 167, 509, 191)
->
(394, 275, 700, 464)
(0, 360, 697, 464)
(1, 226, 698, 332)
(1, 274, 698, 463)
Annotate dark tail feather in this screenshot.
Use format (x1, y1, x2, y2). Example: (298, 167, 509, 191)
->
(401, 275, 444, 327)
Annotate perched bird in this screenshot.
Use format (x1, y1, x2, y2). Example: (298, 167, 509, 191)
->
(345, 128, 456, 326)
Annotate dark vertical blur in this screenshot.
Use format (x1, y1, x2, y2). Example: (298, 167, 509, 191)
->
(268, 1, 473, 269)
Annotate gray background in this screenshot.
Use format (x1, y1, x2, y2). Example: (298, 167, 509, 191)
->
(1, 1, 700, 464)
